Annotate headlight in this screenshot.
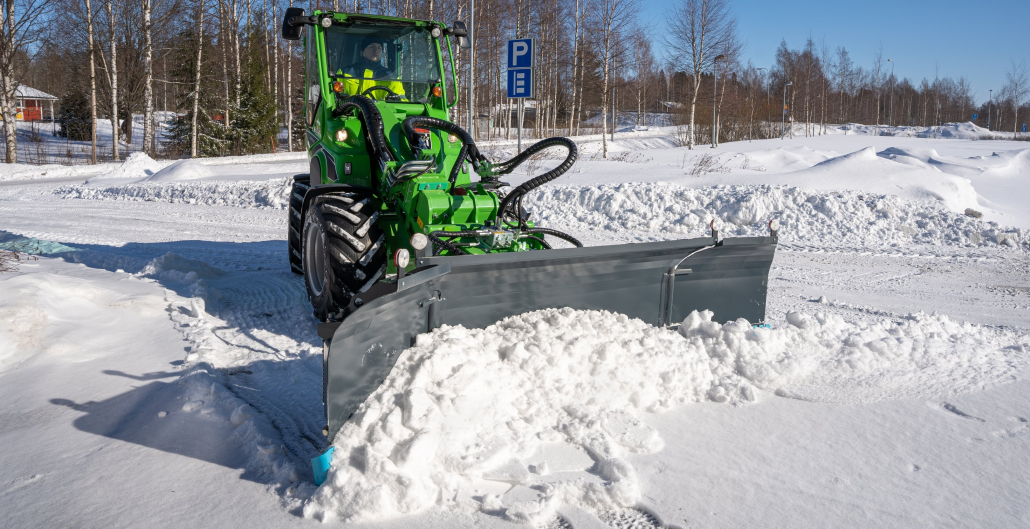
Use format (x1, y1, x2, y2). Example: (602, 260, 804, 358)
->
(320, 17, 332, 28)
(448, 133, 459, 143)
(431, 27, 441, 38)
(335, 129, 348, 143)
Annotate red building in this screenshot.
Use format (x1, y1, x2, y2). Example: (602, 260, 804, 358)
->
(13, 85, 58, 121)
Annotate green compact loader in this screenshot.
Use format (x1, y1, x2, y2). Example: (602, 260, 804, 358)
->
(281, 9, 777, 447)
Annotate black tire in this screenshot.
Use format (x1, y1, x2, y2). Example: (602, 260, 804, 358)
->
(288, 175, 309, 275)
(301, 190, 387, 321)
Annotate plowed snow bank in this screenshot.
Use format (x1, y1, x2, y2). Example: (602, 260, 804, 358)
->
(531, 183, 1027, 249)
(55, 177, 293, 209)
(305, 308, 1028, 524)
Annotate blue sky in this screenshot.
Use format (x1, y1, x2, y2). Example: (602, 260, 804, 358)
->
(639, 0, 1029, 104)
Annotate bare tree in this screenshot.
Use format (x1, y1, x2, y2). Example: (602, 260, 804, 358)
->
(834, 46, 851, 133)
(86, 0, 98, 162)
(666, 0, 736, 149)
(1006, 60, 1028, 137)
(106, 0, 118, 160)
(0, 0, 48, 163)
(142, 0, 155, 155)
(594, 0, 638, 158)
(190, 0, 204, 157)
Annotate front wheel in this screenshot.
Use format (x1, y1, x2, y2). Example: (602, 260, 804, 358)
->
(302, 191, 387, 321)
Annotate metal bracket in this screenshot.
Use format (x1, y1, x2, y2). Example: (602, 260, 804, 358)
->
(398, 262, 452, 292)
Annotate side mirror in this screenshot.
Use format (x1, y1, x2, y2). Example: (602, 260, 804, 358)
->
(282, 7, 305, 40)
(448, 21, 471, 49)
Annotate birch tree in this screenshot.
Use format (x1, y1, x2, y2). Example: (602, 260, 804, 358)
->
(0, 0, 47, 163)
(107, 0, 119, 159)
(190, 0, 204, 156)
(142, 0, 155, 154)
(594, 0, 637, 158)
(86, 0, 98, 162)
(666, 0, 735, 149)
(1006, 60, 1028, 137)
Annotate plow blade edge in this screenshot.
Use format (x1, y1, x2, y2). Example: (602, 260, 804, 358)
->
(319, 236, 776, 440)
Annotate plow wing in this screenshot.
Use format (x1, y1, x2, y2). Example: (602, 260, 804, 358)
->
(317, 236, 776, 441)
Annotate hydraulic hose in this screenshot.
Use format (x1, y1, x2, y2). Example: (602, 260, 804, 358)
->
(495, 137, 578, 224)
(522, 227, 583, 248)
(334, 95, 396, 167)
(448, 144, 469, 193)
(522, 235, 552, 250)
(426, 231, 470, 256)
(402, 116, 487, 167)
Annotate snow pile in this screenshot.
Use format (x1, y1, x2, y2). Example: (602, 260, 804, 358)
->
(85, 152, 165, 182)
(304, 308, 1028, 524)
(530, 183, 1028, 250)
(54, 176, 294, 209)
(142, 159, 215, 182)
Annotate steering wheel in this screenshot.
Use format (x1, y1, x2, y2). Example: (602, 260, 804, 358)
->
(361, 86, 399, 100)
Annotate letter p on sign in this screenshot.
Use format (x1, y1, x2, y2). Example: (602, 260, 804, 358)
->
(508, 39, 533, 69)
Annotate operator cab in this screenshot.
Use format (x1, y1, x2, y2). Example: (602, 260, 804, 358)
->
(325, 22, 441, 103)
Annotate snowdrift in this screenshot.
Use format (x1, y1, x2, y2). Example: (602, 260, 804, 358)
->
(54, 177, 294, 210)
(303, 308, 1029, 524)
(530, 183, 1027, 250)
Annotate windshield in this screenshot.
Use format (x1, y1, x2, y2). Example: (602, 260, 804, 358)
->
(324, 23, 441, 103)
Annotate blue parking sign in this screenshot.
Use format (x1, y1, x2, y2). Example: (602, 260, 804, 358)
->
(508, 39, 533, 69)
(973, 113, 978, 120)
(507, 68, 533, 98)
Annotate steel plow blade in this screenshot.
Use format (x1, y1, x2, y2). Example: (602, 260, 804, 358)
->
(317, 236, 776, 440)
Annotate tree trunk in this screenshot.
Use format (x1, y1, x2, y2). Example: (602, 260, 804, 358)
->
(86, 0, 98, 163)
(191, 2, 204, 157)
(286, 0, 293, 151)
(107, 0, 119, 160)
(688, 74, 700, 149)
(142, 0, 155, 156)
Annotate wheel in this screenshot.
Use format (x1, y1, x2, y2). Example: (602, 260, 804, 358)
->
(288, 175, 309, 275)
(302, 191, 387, 321)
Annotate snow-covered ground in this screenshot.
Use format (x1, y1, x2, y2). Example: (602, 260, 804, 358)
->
(1, 122, 1028, 528)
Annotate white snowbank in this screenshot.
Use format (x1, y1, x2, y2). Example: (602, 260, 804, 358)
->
(84, 152, 166, 183)
(54, 176, 294, 210)
(530, 183, 1027, 250)
(304, 308, 1028, 524)
(142, 159, 215, 182)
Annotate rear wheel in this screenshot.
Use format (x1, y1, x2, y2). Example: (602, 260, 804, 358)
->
(287, 175, 309, 275)
(302, 191, 387, 321)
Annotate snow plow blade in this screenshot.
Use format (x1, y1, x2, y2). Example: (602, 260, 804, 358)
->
(316, 236, 776, 441)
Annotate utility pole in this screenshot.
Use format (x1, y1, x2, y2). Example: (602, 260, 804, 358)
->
(988, 89, 993, 131)
(887, 58, 895, 128)
(711, 54, 726, 148)
(756, 67, 767, 127)
(781, 81, 792, 139)
(468, 0, 475, 139)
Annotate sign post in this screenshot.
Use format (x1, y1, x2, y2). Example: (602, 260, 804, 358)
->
(507, 38, 534, 153)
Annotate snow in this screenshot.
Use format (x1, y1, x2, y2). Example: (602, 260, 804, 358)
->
(1, 125, 1029, 528)
(305, 308, 1027, 524)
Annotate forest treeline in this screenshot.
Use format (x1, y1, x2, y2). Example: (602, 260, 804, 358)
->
(1, 0, 1028, 163)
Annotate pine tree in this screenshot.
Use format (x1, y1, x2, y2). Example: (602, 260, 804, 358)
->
(163, 27, 227, 157)
(226, 29, 279, 155)
(59, 89, 93, 141)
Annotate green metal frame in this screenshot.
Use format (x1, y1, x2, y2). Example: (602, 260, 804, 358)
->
(302, 12, 542, 275)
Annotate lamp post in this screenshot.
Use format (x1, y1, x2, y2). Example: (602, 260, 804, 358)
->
(711, 54, 727, 148)
(781, 81, 792, 139)
(468, 0, 475, 139)
(756, 67, 768, 126)
(887, 59, 895, 128)
(988, 90, 992, 131)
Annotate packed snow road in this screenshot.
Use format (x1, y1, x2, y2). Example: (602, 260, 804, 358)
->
(1, 126, 1029, 528)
